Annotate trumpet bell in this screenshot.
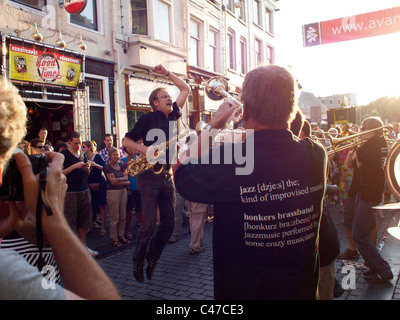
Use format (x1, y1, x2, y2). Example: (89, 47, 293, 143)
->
(205, 77, 229, 101)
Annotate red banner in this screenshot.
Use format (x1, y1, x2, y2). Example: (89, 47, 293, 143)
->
(303, 6, 400, 47)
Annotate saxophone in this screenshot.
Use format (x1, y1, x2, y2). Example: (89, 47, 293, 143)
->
(125, 140, 170, 178)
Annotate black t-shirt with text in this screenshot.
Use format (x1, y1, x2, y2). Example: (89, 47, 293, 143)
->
(175, 129, 327, 300)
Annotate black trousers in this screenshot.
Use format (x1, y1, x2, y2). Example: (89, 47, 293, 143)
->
(133, 171, 176, 265)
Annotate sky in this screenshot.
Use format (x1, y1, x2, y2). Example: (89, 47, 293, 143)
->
(274, 0, 400, 105)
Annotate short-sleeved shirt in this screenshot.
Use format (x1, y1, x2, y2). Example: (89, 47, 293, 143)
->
(61, 149, 89, 192)
(104, 163, 126, 190)
(125, 102, 181, 169)
(0, 250, 65, 300)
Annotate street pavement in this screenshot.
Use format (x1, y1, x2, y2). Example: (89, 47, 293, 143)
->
(86, 202, 400, 301)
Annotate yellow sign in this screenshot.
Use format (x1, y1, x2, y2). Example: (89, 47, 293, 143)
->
(9, 44, 82, 88)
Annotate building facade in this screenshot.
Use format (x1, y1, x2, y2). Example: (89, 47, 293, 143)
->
(0, 0, 279, 148)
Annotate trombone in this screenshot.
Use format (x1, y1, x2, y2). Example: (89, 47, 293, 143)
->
(326, 125, 391, 156)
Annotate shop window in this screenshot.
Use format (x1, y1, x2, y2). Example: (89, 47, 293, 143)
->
(70, 0, 98, 31)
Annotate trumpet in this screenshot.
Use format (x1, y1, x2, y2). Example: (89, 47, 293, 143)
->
(205, 77, 243, 123)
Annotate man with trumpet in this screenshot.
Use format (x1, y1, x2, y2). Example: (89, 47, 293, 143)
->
(123, 64, 190, 283)
(174, 65, 327, 299)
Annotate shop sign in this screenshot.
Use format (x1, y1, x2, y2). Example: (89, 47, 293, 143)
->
(9, 44, 82, 88)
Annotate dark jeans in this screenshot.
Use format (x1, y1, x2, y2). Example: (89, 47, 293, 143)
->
(133, 172, 176, 265)
(352, 195, 391, 274)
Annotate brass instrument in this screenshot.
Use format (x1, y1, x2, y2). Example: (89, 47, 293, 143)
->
(125, 77, 244, 178)
(125, 140, 170, 178)
(326, 126, 391, 156)
(205, 77, 243, 123)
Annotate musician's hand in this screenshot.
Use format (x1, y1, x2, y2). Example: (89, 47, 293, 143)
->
(208, 99, 238, 130)
(154, 64, 168, 75)
(146, 145, 158, 164)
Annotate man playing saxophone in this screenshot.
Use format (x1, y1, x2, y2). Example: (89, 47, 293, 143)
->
(123, 64, 190, 283)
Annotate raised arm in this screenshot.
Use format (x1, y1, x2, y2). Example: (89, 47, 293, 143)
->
(154, 64, 190, 109)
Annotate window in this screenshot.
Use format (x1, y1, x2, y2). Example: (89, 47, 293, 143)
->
(154, 0, 171, 43)
(265, 7, 273, 34)
(253, 0, 262, 26)
(238, 1, 246, 22)
(131, 0, 148, 35)
(255, 38, 263, 67)
(240, 37, 247, 74)
(207, 29, 219, 72)
(127, 110, 146, 131)
(266, 45, 274, 64)
(10, 0, 46, 10)
(227, 29, 236, 70)
(86, 79, 104, 103)
(226, 0, 235, 12)
(70, 0, 98, 31)
(189, 20, 200, 66)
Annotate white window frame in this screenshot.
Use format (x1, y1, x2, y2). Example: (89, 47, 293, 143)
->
(265, 6, 274, 35)
(253, 0, 262, 27)
(207, 27, 220, 72)
(68, 0, 104, 35)
(255, 38, 263, 67)
(85, 74, 111, 134)
(240, 36, 247, 75)
(266, 44, 274, 65)
(189, 18, 201, 67)
(227, 28, 236, 71)
(153, 0, 172, 43)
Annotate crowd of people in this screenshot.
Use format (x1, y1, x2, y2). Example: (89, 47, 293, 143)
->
(0, 63, 398, 300)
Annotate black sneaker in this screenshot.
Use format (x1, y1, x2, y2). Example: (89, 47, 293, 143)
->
(133, 264, 144, 283)
(146, 257, 158, 280)
(364, 270, 393, 283)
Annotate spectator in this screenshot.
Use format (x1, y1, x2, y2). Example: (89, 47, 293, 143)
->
(83, 140, 107, 236)
(121, 146, 142, 240)
(54, 140, 68, 153)
(61, 131, 98, 257)
(0, 79, 120, 299)
(104, 147, 131, 247)
(38, 127, 52, 148)
(99, 133, 123, 164)
(30, 138, 45, 155)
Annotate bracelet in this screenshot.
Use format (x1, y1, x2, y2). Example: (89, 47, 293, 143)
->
(204, 124, 213, 131)
(166, 70, 170, 76)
